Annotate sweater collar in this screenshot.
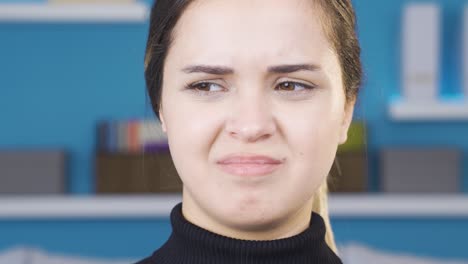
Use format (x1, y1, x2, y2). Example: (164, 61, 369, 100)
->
(161, 202, 342, 263)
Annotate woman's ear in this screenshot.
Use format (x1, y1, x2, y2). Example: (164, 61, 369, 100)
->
(159, 107, 167, 133)
(338, 101, 355, 145)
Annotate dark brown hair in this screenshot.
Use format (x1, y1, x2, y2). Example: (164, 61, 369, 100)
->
(144, 0, 362, 117)
(314, 0, 362, 103)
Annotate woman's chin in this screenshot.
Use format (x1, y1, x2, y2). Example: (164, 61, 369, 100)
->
(216, 201, 286, 232)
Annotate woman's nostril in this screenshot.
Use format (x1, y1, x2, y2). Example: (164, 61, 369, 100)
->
(227, 124, 275, 143)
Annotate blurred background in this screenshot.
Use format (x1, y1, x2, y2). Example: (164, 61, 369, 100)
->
(0, 0, 467, 263)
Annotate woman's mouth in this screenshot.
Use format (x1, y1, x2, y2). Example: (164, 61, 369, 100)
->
(216, 154, 284, 176)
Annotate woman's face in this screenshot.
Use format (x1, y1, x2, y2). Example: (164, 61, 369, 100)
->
(159, 0, 354, 238)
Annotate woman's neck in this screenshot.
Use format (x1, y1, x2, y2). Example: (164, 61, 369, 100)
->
(181, 193, 315, 241)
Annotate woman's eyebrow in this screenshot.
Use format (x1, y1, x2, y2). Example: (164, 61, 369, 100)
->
(181, 65, 234, 75)
(180, 64, 321, 75)
(267, 64, 321, 74)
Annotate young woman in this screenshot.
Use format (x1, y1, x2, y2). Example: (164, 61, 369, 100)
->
(137, 0, 362, 263)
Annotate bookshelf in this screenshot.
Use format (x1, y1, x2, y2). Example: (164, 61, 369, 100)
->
(0, 3, 149, 23)
(0, 194, 467, 219)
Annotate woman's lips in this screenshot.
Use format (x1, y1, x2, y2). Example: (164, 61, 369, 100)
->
(216, 155, 284, 176)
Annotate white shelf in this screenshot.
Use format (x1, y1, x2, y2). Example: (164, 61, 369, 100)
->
(389, 99, 468, 120)
(0, 194, 468, 219)
(329, 194, 468, 218)
(0, 3, 149, 23)
(0, 194, 182, 219)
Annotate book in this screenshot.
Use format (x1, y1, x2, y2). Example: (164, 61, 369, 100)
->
(117, 120, 128, 153)
(127, 119, 140, 153)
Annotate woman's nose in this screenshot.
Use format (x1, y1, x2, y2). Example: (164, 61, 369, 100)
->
(224, 94, 277, 143)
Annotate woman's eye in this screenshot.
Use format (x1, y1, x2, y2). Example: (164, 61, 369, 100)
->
(275, 81, 315, 92)
(187, 82, 224, 93)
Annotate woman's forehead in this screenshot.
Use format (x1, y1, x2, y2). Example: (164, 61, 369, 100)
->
(169, 0, 333, 67)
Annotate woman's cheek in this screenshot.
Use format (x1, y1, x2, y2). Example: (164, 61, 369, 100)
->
(288, 107, 338, 165)
(166, 100, 223, 163)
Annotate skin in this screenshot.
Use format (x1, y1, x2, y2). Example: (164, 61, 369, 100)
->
(158, 0, 355, 240)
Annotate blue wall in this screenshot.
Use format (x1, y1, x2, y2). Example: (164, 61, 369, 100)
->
(0, 23, 150, 193)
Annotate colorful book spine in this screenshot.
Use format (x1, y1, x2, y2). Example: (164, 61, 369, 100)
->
(96, 119, 168, 154)
(108, 121, 118, 153)
(117, 121, 128, 153)
(337, 121, 366, 154)
(96, 121, 108, 152)
(138, 120, 168, 149)
(127, 119, 140, 153)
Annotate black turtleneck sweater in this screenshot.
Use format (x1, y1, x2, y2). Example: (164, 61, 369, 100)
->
(135, 203, 342, 264)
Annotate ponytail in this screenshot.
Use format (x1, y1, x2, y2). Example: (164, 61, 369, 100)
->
(312, 180, 338, 254)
